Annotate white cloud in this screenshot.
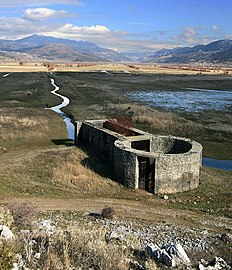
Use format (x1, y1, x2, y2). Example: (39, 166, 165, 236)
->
(59, 24, 111, 35)
(174, 27, 197, 44)
(172, 26, 215, 46)
(0, 0, 82, 8)
(0, 16, 57, 39)
(211, 25, 221, 33)
(0, 16, 178, 52)
(23, 8, 69, 21)
(225, 34, 232, 39)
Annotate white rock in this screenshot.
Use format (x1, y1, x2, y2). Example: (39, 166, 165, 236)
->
(11, 263, 18, 270)
(163, 243, 191, 265)
(198, 257, 231, 270)
(108, 230, 123, 241)
(145, 243, 176, 267)
(163, 195, 169, 200)
(34, 252, 41, 259)
(34, 219, 55, 235)
(0, 224, 14, 240)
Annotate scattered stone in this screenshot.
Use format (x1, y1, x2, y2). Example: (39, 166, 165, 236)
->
(0, 147, 7, 153)
(198, 257, 231, 270)
(145, 243, 176, 267)
(219, 233, 231, 243)
(126, 258, 145, 270)
(11, 263, 18, 270)
(34, 253, 41, 259)
(0, 224, 14, 241)
(33, 219, 55, 236)
(163, 195, 169, 200)
(163, 243, 191, 266)
(107, 230, 124, 242)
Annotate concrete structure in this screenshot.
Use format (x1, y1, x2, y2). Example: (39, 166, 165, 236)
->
(74, 119, 202, 194)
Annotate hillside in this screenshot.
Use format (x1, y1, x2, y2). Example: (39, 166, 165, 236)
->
(21, 43, 107, 62)
(144, 39, 232, 63)
(1, 35, 232, 64)
(0, 34, 129, 62)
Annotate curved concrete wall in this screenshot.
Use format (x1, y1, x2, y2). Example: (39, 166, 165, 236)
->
(75, 120, 202, 194)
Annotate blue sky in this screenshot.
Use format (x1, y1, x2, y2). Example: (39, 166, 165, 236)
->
(0, 0, 231, 52)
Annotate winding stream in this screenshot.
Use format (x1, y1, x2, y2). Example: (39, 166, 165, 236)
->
(48, 78, 74, 140)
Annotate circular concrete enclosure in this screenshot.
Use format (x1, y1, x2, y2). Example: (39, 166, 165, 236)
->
(115, 135, 202, 194)
(76, 120, 202, 194)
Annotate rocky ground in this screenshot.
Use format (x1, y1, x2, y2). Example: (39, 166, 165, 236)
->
(1, 204, 231, 270)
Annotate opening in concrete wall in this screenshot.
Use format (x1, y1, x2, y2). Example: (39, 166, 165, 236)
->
(138, 156, 155, 193)
(151, 136, 192, 154)
(131, 140, 150, 152)
(166, 139, 192, 154)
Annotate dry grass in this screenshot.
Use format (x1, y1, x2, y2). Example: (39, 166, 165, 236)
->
(17, 224, 134, 270)
(0, 107, 67, 150)
(52, 149, 122, 193)
(0, 109, 48, 141)
(106, 103, 202, 136)
(0, 61, 227, 74)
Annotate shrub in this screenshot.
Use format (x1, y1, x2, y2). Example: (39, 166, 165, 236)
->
(0, 206, 14, 227)
(9, 202, 36, 229)
(101, 206, 115, 219)
(0, 241, 15, 270)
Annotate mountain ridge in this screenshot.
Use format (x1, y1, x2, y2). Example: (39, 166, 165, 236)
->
(0, 34, 129, 62)
(0, 35, 232, 63)
(144, 39, 232, 63)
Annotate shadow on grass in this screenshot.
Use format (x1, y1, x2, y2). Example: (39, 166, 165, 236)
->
(51, 139, 74, 147)
(79, 145, 114, 180)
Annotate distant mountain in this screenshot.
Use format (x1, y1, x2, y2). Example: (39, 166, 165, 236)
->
(122, 52, 150, 62)
(144, 40, 232, 63)
(1, 35, 232, 64)
(17, 44, 107, 62)
(0, 34, 130, 62)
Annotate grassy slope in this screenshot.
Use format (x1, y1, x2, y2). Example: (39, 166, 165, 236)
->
(0, 71, 231, 219)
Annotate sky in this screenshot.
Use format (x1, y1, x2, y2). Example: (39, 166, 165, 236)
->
(0, 0, 232, 53)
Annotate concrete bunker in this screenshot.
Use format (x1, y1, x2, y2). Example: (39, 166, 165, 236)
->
(74, 119, 202, 194)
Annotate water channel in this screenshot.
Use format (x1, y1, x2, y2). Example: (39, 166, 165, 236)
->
(48, 78, 74, 140)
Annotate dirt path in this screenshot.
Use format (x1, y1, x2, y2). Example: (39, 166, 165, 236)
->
(1, 196, 231, 233)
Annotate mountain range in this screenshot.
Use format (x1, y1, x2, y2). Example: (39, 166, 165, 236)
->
(143, 39, 232, 63)
(0, 34, 129, 62)
(0, 34, 232, 63)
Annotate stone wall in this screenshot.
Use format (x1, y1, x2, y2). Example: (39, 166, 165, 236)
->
(76, 120, 119, 163)
(155, 152, 201, 194)
(75, 120, 202, 194)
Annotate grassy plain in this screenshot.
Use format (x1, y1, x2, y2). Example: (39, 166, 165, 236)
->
(1, 61, 231, 74)
(0, 69, 231, 220)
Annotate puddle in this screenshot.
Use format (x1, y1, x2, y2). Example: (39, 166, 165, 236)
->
(128, 89, 232, 112)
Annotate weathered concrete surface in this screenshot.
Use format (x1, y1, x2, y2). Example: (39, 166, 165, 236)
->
(75, 120, 202, 194)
